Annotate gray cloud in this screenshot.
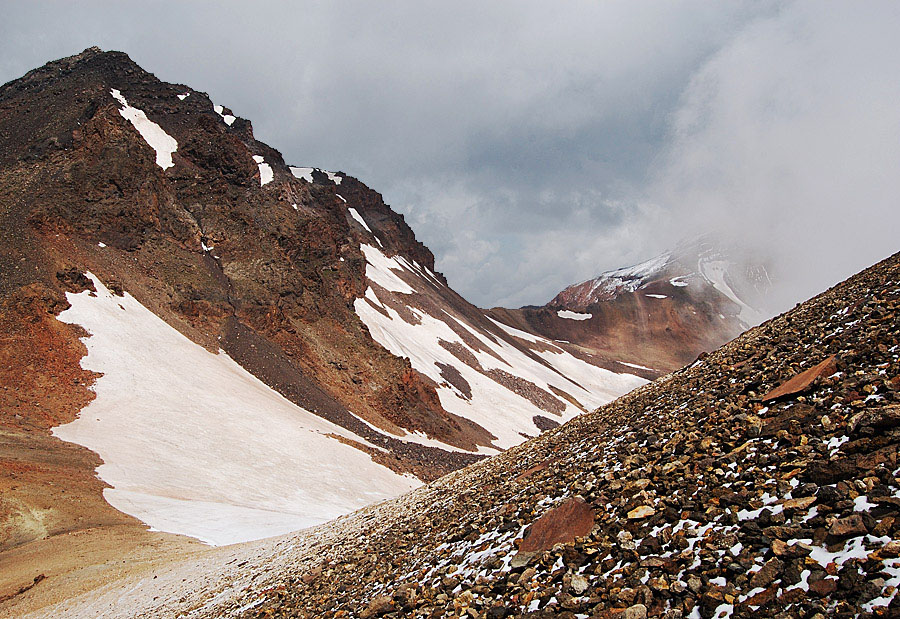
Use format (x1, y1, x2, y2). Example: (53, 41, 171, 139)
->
(2, 1, 896, 310)
(648, 1, 900, 314)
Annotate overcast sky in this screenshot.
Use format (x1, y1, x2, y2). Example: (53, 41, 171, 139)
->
(2, 2, 898, 310)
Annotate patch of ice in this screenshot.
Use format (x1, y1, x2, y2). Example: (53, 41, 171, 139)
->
(110, 89, 177, 170)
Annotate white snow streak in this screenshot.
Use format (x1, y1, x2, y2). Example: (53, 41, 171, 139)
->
(110, 89, 177, 170)
(349, 208, 373, 234)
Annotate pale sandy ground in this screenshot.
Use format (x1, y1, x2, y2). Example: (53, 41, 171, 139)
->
(0, 525, 281, 619)
(0, 490, 405, 619)
(0, 525, 204, 618)
(1, 482, 437, 619)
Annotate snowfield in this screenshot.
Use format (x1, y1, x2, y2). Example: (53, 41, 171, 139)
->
(698, 255, 764, 326)
(53, 274, 419, 546)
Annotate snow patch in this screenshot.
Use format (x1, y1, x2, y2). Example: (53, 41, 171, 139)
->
(487, 316, 550, 345)
(289, 166, 314, 182)
(355, 295, 644, 449)
(557, 310, 591, 321)
(645, 294, 667, 299)
(360, 244, 415, 294)
(213, 104, 236, 126)
(584, 252, 671, 297)
(698, 256, 763, 326)
(618, 360, 655, 372)
(110, 89, 177, 170)
(176, 92, 189, 101)
(252, 155, 274, 186)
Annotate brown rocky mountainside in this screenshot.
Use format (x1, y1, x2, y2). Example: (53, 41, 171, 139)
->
(146, 250, 900, 618)
(492, 239, 772, 377)
(1, 47, 651, 587)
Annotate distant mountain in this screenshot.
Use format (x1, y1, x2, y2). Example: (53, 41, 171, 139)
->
(0, 48, 646, 552)
(490, 237, 773, 376)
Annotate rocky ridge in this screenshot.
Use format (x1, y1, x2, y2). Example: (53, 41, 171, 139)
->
(188, 250, 900, 618)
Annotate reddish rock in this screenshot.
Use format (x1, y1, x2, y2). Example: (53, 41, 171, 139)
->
(744, 585, 778, 608)
(517, 497, 595, 554)
(761, 356, 837, 401)
(809, 578, 837, 597)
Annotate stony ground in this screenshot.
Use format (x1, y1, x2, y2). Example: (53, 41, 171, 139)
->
(182, 250, 900, 619)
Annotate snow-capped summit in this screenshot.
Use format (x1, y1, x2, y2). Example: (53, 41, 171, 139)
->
(552, 236, 772, 328)
(490, 237, 773, 376)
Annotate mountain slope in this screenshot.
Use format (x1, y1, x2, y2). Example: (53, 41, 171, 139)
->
(38, 249, 898, 619)
(0, 48, 645, 553)
(492, 238, 772, 377)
